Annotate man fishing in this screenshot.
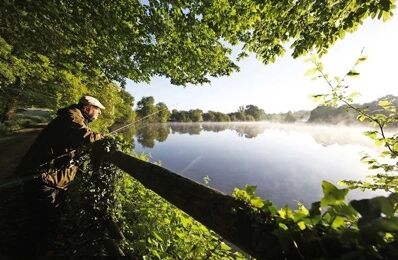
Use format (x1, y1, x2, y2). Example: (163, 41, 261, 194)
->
(17, 95, 105, 255)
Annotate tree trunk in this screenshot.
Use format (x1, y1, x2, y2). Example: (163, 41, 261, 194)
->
(1, 78, 21, 123)
(1, 98, 16, 123)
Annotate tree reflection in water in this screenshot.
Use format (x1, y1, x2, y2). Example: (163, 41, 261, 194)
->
(129, 122, 372, 149)
(134, 123, 171, 148)
(170, 123, 201, 135)
(132, 123, 267, 148)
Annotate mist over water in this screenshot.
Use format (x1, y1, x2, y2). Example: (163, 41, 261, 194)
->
(132, 122, 386, 207)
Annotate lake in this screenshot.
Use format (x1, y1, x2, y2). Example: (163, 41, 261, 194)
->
(131, 122, 385, 207)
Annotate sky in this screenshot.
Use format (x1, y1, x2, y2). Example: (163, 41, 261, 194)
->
(126, 15, 398, 114)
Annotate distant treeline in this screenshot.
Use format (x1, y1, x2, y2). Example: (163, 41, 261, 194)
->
(170, 105, 269, 122)
(307, 95, 398, 125)
(135, 96, 309, 123)
(135, 95, 398, 125)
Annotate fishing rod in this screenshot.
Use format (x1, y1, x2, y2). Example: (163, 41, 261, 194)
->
(107, 105, 177, 135)
(37, 104, 177, 167)
(0, 104, 178, 190)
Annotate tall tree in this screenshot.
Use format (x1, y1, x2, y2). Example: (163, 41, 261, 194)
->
(2, 0, 394, 85)
(136, 96, 157, 123)
(189, 109, 203, 122)
(1, 0, 395, 121)
(156, 102, 171, 123)
(244, 105, 266, 121)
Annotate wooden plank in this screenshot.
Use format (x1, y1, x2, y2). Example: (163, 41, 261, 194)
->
(105, 151, 283, 259)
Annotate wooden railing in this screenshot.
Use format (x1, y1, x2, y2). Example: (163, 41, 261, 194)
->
(100, 150, 281, 259)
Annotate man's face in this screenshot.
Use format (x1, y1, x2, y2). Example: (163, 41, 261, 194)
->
(85, 105, 102, 121)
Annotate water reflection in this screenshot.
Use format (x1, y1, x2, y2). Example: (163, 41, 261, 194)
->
(170, 123, 201, 135)
(201, 123, 266, 138)
(135, 123, 170, 148)
(133, 123, 268, 148)
(133, 123, 385, 207)
(132, 122, 375, 148)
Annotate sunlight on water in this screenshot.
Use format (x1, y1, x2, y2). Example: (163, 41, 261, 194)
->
(133, 122, 386, 207)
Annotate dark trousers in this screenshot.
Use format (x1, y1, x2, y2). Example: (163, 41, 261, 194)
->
(22, 178, 65, 256)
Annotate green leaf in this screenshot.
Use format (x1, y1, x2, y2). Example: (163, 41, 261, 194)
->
(293, 203, 309, 222)
(180, 216, 190, 228)
(279, 205, 294, 219)
(347, 70, 360, 77)
(153, 231, 163, 242)
(305, 67, 318, 77)
(321, 181, 349, 207)
(392, 142, 398, 152)
(357, 114, 367, 122)
(334, 204, 358, 219)
(297, 221, 306, 230)
(357, 55, 367, 63)
(278, 223, 289, 230)
(331, 216, 346, 229)
(245, 185, 257, 196)
(220, 243, 231, 251)
(363, 131, 378, 140)
(250, 197, 265, 208)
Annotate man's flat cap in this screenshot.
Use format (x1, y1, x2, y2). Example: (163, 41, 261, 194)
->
(79, 96, 105, 109)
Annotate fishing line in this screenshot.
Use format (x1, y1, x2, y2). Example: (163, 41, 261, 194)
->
(107, 102, 180, 136)
(36, 102, 180, 168)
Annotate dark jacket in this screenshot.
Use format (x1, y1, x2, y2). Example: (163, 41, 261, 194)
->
(17, 104, 102, 189)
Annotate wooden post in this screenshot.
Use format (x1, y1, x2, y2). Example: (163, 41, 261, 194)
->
(105, 151, 284, 259)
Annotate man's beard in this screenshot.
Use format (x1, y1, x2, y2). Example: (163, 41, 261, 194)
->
(82, 111, 94, 123)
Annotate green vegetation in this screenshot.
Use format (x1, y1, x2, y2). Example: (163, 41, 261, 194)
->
(61, 139, 245, 258)
(169, 104, 268, 122)
(1, 0, 397, 257)
(66, 119, 398, 258)
(112, 53, 398, 259)
(2, 0, 394, 128)
(170, 109, 204, 122)
(116, 171, 244, 259)
(136, 97, 171, 124)
(0, 108, 53, 134)
(230, 183, 398, 259)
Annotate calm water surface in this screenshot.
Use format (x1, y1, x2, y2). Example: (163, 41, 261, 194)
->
(132, 122, 385, 207)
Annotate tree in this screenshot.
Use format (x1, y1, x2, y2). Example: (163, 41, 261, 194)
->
(170, 109, 180, 122)
(284, 111, 296, 123)
(244, 105, 266, 121)
(1, 0, 395, 124)
(156, 102, 171, 123)
(2, 0, 394, 86)
(136, 96, 157, 123)
(206, 111, 230, 122)
(189, 109, 203, 122)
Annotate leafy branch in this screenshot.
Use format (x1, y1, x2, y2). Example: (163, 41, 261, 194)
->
(306, 51, 398, 191)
